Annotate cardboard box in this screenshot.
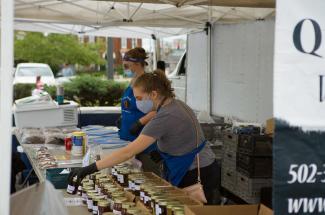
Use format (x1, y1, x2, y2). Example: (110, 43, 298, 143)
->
(265, 118, 274, 136)
(185, 204, 273, 215)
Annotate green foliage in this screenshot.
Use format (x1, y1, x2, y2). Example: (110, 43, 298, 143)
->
(13, 76, 128, 107)
(13, 83, 35, 100)
(14, 32, 105, 75)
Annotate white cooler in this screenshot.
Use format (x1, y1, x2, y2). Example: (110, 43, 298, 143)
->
(14, 101, 79, 128)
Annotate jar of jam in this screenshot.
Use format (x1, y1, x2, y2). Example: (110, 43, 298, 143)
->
(82, 187, 94, 204)
(93, 195, 106, 215)
(121, 202, 136, 215)
(172, 206, 184, 215)
(156, 201, 168, 215)
(96, 174, 107, 192)
(153, 197, 168, 214)
(66, 176, 77, 195)
(145, 190, 157, 208)
(98, 200, 110, 215)
(87, 193, 98, 212)
(112, 198, 128, 215)
(90, 172, 101, 183)
(98, 178, 110, 194)
(133, 179, 144, 196)
(110, 193, 126, 211)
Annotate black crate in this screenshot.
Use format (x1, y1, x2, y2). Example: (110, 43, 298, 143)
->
(236, 153, 272, 178)
(238, 134, 272, 156)
(236, 172, 272, 204)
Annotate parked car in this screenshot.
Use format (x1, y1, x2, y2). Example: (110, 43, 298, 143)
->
(14, 63, 56, 86)
(168, 52, 186, 102)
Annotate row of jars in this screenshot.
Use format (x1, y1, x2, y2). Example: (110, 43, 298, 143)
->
(80, 172, 147, 215)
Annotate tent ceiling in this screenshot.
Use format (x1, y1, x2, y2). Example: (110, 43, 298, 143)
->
(13, 0, 275, 38)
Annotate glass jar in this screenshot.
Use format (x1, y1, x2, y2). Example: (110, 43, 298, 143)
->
(82, 187, 94, 204)
(87, 193, 98, 212)
(66, 176, 77, 195)
(98, 200, 110, 215)
(95, 174, 107, 192)
(157, 201, 168, 215)
(151, 195, 164, 212)
(133, 179, 144, 196)
(121, 202, 136, 215)
(110, 193, 126, 211)
(112, 198, 128, 215)
(93, 195, 106, 215)
(145, 190, 157, 209)
(172, 206, 184, 215)
(98, 178, 110, 194)
(165, 202, 181, 215)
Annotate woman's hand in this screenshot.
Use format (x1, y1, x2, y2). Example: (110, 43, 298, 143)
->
(67, 163, 98, 186)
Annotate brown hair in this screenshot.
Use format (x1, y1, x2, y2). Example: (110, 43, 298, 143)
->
(133, 70, 175, 98)
(125, 47, 148, 67)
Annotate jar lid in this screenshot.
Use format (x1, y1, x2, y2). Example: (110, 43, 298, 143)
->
(127, 208, 141, 213)
(96, 174, 107, 179)
(93, 195, 105, 201)
(121, 202, 135, 209)
(159, 201, 168, 206)
(112, 192, 125, 197)
(172, 206, 185, 211)
(174, 211, 185, 215)
(98, 200, 109, 207)
(87, 190, 97, 195)
(83, 186, 93, 190)
(115, 197, 128, 202)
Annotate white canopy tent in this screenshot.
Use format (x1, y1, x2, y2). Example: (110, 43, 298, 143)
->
(13, 0, 275, 37)
(0, 1, 275, 215)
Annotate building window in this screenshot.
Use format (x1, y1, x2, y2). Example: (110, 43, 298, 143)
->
(132, 38, 137, 48)
(121, 38, 127, 49)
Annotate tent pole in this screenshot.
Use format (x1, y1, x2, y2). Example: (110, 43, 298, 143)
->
(0, 0, 14, 214)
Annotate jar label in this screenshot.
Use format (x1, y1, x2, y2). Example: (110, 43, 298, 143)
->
(155, 204, 160, 215)
(140, 192, 145, 201)
(134, 185, 140, 191)
(87, 199, 93, 209)
(82, 193, 87, 201)
(117, 175, 124, 184)
(67, 185, 75, 194)
(113, 209, 122, 215)
(92, 206, 98, 214)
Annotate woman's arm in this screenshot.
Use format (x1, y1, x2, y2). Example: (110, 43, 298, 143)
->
(139, 111, 156, 125)
(96, 134, 156, 170)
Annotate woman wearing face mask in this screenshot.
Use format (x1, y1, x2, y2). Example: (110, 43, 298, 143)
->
(119, 47, 156, 141)
(69, 70, 219, 204)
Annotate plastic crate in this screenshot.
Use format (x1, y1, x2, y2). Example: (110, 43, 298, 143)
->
(222, 151, 236, 170)
(221, 166, 237, 194)
(236, 172, 272, 204)
(236, 153, 272, 178)
(238, 135, 272, 156)
(46, 168, 74, 189)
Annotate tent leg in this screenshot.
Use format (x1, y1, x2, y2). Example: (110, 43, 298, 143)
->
(0, 0, 14, 214)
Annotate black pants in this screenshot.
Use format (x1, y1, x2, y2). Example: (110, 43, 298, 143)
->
(178, 160, 221, 205)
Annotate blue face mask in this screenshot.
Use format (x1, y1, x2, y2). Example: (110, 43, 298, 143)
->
(136, 98, 154, 113)
(124, 70, 134, 77)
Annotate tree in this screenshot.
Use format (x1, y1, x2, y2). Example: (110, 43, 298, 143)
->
(14, 32, 105, 75)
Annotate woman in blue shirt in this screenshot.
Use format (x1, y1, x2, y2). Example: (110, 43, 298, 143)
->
(119, 47, 156, 141)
